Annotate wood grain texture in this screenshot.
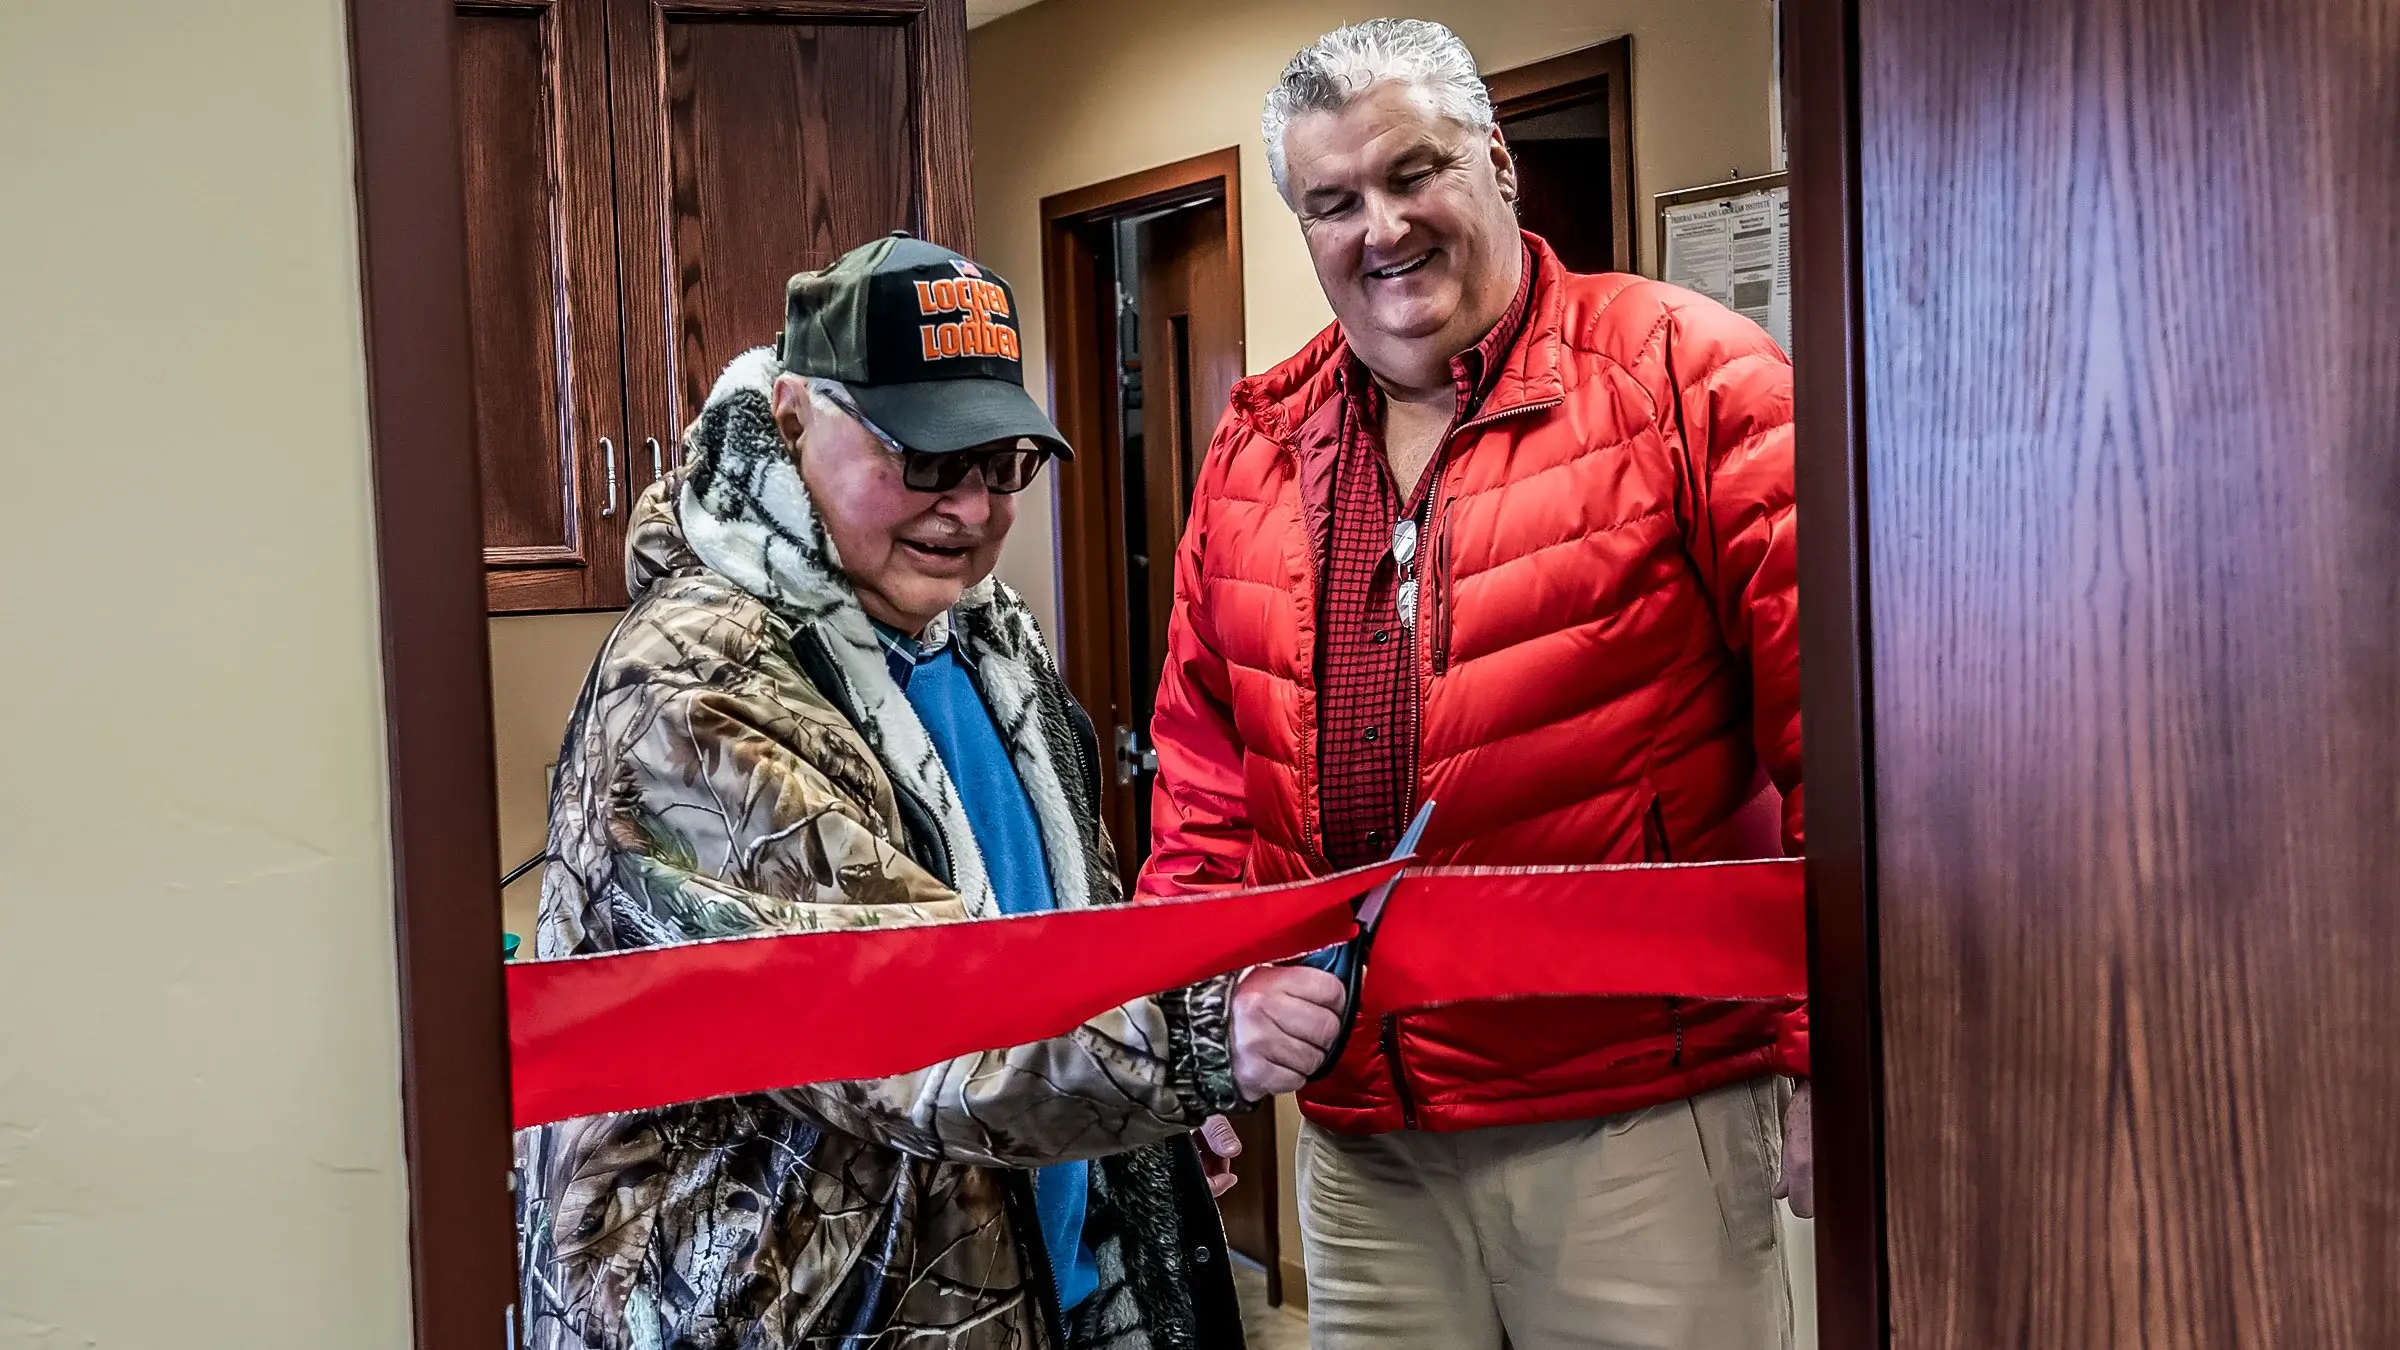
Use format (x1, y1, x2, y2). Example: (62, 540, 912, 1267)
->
(610, 0, 973, 458)
(457, 10, 570, 554)
(343, 0, 519, 1341)
(913, 0, 973, 250)
(664, 19, 915, 419)
(456, 0, 629, 611)
(1858, 0, 2400, 1344)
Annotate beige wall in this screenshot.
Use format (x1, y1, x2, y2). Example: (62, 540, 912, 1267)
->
(492, 613, 624, 942)
(971, 0, 1777, 635)
(0, 3, 414, 1346)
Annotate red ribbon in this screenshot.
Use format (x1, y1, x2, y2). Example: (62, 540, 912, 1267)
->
(507, 858, 1802, 1129)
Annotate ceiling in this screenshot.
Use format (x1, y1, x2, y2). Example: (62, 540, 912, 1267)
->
(965, 0, 1048, 27)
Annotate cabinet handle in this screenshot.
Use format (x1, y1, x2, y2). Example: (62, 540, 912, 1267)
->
(647, 437, 664, 481)
(600, 437, 617, 517)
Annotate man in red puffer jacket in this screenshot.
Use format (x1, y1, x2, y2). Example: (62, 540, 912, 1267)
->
(1133, 19, 1808, 1350)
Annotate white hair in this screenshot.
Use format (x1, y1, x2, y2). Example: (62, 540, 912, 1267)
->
(1262, 19, 1495, 202)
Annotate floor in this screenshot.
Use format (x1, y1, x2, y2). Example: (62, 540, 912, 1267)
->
(1232, 1258, 1309, 1350)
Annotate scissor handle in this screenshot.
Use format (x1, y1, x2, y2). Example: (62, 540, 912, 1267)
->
(1298, 799, 1434, 1084)
(1304, 924, 1378, 1084)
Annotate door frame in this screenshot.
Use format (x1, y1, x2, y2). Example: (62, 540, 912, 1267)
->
(347, 5, 1885, 1342)
(1783, 0, 1888, 1345)
(1484, 36, 1638, 274)
(1039, 146, 1246, 837)
(344, 1, 518, 1346)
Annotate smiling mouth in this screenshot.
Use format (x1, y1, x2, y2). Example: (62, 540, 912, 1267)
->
(1365, 252, 1434, 282)
(899, 538, 974, 562)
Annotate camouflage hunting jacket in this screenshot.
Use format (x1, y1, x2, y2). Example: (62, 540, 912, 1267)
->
(516, 347, 1248, 1350)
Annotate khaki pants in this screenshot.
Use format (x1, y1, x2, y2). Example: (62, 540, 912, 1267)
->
(1295, 1078, 1793, 1350)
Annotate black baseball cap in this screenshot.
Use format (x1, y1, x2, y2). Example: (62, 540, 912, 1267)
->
(777, 233, 1071, 460)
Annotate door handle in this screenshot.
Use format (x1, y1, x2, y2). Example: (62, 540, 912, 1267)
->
(1113, 725, 1157, 786)
(599, 437, 618, 517)
(646, 437, 663, 481)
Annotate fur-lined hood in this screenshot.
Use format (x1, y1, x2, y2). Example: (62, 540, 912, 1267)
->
(620, 343, 1105, 921)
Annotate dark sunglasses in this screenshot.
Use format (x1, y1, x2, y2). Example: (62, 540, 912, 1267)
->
(900, 444, 1049, 495)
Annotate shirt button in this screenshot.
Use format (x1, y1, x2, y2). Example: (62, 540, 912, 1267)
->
(1373, 630, 1391, 645)
(1367, 830, 1384, 847)
(1363, 726, 1380, 742)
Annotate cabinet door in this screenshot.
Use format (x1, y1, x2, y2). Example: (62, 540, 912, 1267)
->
(457, 0, 631, 612)
(606, 0, 972, 465)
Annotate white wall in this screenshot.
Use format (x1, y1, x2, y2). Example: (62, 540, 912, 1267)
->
(0, 3, 415, 1345)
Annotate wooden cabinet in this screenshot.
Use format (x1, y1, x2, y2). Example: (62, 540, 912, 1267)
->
(456, 0, 971, 613)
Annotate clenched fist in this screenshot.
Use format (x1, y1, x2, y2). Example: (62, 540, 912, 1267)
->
(1230, 964, 1348, 1101)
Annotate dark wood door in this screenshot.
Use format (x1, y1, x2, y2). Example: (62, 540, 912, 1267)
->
(1854, 0, 2400, 1343)
(456, 0, 631, 612)
(1108, 199, 1241, 865)
(1114, 199, 1277, 1289)
(607, 0, 973, 482)
(1506, 136, 1614, 276)
(1487, 39, 1635, 275)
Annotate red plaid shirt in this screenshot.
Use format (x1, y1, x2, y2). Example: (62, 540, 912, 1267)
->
(1317, 254, 1534, 868)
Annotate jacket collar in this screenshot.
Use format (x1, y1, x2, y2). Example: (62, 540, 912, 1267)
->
(1228, 231, 1572, 454)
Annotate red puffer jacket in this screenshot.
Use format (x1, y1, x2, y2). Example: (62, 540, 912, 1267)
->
(1134, 237, 1806, 1136)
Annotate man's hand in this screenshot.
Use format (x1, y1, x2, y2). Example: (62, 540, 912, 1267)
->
(1230, 965, 1347, 1100)
(1197, 1115, 1242, 1198)
(1774, 1080, 1815, 1219)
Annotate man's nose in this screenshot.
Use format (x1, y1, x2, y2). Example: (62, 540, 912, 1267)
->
(935, 472, 994, 526)
(1361, 191, 1409, 252)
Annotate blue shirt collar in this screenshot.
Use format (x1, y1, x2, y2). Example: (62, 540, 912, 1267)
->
(871, 609, 956, 686)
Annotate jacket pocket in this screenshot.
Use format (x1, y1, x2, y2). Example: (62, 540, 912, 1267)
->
(1641, 793, 1673, 863)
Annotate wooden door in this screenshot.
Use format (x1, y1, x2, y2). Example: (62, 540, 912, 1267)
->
(1113, 199, 1241, 862)
(1487, 40, 1635, 275)
(607, 0, 972, 480)
(1118, 199, 1279, 1290)
(455, 0, 631, 612)
(1851, 0, 2400, 1343)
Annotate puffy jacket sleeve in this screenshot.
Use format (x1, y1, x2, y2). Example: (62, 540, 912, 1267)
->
(1657, 292, 1809, 1077)
(1135, 418, 1255, 900)
(550, 677, 1243, 1167)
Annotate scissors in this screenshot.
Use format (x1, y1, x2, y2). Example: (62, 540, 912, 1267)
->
(1302, 798, 1437, 1083)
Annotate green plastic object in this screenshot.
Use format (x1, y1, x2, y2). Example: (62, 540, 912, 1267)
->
(503, 932, 521, 962)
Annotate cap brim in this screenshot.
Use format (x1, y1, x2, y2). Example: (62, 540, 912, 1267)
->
(846, 376, 1073, 460)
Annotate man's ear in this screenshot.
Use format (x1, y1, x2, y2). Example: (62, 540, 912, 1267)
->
(770, 372, 810, 449)
(1489, 127, 1519, 206)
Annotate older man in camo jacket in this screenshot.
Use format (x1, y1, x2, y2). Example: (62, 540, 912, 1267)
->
(515, 234, 1348, 1349)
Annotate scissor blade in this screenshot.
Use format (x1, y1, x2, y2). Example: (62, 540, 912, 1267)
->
(1355, 799, 1436, 931)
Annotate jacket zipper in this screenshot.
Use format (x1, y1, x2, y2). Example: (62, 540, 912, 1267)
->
(1430, 494, 1456, 674)
(1379, 1014, 1421, 1130)
(1403, 456, 1447, 811)
(1001, 1172, 1069, 1346)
